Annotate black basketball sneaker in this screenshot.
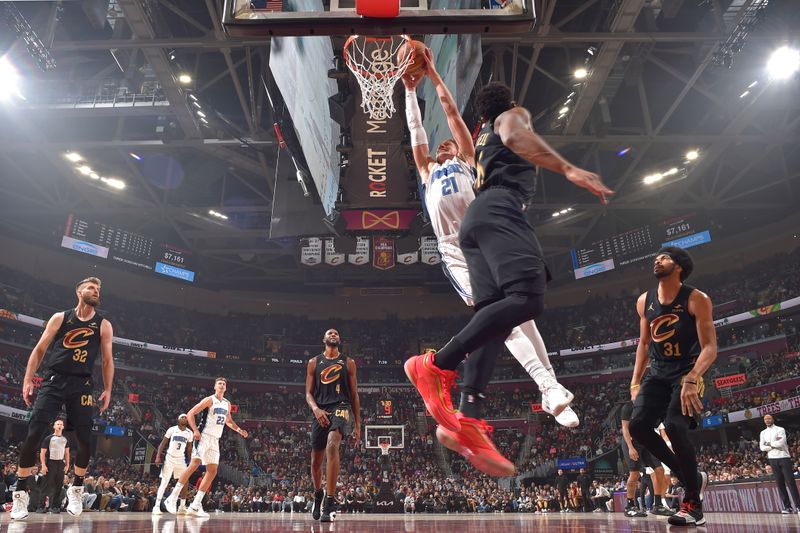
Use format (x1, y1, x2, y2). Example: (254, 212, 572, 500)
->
(311, 488, 324, 520)
(320, 495, 337, 523)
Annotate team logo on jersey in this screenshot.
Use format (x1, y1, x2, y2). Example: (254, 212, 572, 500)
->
(650, 314, 680, 343)
(62, 327, 95, 349)
(320, 364, 343, 384)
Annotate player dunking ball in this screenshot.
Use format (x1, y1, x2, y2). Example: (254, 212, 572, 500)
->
(628, 246, 717, 526)
(164, 377, 248, 517)
(11, 277, 114, 520)
(405, 81, 612, 476)
(402, 51, 578, 475)
(152, 414, 194, 515)
(306, 329, 361, 522)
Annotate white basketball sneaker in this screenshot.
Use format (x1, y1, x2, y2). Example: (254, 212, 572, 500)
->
(10, 490, 30, 520)
(152, 501, 163, 515)
(164, 494, 178, 514)
(66, 486, 84, 517)
(188, 503, 209, 517)
(555, 406, 580, 428)
(541, 379, 574, 418)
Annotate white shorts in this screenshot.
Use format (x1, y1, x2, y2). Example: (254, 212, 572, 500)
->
(438, 235, 474, 307)
(160, 458, 188, 480)
(192, 434, 220, 466)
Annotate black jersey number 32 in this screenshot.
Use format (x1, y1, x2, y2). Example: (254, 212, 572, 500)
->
(72, 349, 88, 363)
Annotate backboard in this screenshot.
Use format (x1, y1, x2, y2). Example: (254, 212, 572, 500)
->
(223, 0, 535, 38)
(365, 424, 405, 450)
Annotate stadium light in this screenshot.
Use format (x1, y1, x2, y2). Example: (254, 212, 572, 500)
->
(178, 73, 192, 84)
(766, 46, 800, 80)
(76, 165, 92, 176)
(574, 68, 588, 79)
(105, 178, 126, 190)
(129, 152, 142, 161)
(0, 56, 23, 101)
(685, 149, 699, 161)
(643, 173, 663, 185)
(558, 106, 569, 115)
(64, 152, 83, 163)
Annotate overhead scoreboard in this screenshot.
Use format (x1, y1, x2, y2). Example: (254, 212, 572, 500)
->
(570, 214, 712, 280)
(60, 214, 196, 282)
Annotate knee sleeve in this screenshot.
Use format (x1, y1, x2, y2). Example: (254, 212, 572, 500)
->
(74, 425, 92, 469)
(19, 419, 50, 468)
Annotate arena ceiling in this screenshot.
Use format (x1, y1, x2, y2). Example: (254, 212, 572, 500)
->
(0, 0, 799, 291)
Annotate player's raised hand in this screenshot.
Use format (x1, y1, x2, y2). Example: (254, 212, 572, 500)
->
(421, 48, 441, 83)
(564, 166, 614, 205)
(97, 389, 111, 414)
(352, 424, 361, 448)
(402, 72, 423, 91)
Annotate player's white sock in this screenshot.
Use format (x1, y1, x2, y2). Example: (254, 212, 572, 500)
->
(170, 482, 184, 500)
(505, 323, 553, 389)
(192, 491, 206, 507)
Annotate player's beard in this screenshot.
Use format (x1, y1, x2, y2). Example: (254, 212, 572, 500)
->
(324, 339, 340, 348)
(654, 263, 674, 279)
(82, 294, 100, 307)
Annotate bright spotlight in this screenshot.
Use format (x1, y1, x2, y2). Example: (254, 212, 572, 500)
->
(0, 56, 23, 101)
(106, 178, 126, 190)
(558, 106, 569, 115)
(178, 73, 192, 84)
(767, 46, 800, 80)
(686, 150, 699, 161)
(574, 68, 588, 79)
(64, 152, 83, 163)
(643, 173, 663, 185)
(77, 165, 92, 176)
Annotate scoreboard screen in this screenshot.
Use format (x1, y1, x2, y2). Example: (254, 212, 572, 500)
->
(570, 214, 712, 280)
(60, 214, 196, 283)
(377, 399, 393, 419)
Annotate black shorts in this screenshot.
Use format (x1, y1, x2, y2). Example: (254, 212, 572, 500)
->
(310, 403, 353, 451)
(621, 439, 660, 471)
(459, 187, 551, 306)
(631, 374, 705, 431)
(30, 373, 94, 429)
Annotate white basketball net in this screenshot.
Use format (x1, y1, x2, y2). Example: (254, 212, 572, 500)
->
(344, 35, 413, 121)
(378, 442, 391, 455)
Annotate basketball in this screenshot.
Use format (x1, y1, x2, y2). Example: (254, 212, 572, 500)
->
(399, 39, 427, 79)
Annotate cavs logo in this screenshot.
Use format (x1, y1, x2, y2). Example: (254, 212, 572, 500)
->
(63, 327, 95, 349)
(320, 364, 343, 385)
(362, 211, 400, 230)
(650, 314, 680, 343)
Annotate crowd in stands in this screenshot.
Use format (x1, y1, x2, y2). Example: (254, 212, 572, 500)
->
(1, 248, 798, 359)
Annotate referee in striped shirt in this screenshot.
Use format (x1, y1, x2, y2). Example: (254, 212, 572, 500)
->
(40, 419, 70, 513)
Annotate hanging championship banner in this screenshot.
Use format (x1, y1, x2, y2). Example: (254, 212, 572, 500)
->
(324, 239, 345, 266)
(397, 250, 419, 265)
(420, 236, 441, 265)
(348, 236, 370, 265)
(373, 237, 396, 270)
(300, 237, 322, 266)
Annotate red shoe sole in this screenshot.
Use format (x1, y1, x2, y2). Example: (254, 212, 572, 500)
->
(436, 426, 515, 478)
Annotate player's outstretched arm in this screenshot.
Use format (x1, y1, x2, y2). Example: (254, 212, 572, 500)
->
(630, 293, 650, 402)
(403, 75, 435, 183)
(98, 319, 115, 414)
(422, 50, 474, 166)
(22, 312, 64, 406)
(495, 107, 613, 204)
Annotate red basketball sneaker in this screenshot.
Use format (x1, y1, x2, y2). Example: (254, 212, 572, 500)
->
(404, 351, 460, 432)
(435, 417, 516, 477)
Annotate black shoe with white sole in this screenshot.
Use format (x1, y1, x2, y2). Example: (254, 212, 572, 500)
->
(668, 501, 705, 526)
(311, 489, 324, 521)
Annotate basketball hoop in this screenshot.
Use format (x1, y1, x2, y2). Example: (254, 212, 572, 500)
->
(343, 35, 413, 121)
(378, 441, 391, 456)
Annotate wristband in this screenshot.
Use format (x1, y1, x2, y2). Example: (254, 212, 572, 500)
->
(684, 380, 697, 385)
(630, 384, 639, 389)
